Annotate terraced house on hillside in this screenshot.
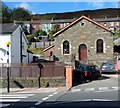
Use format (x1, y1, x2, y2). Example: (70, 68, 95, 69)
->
(44, 16, 114, 68)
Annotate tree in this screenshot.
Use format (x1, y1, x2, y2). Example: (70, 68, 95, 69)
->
(11, 7, 31, 21)
(33, 30, 47, 41)
(48, 30, 56, 41)
(48, 24, 60, 41)
(115, 30, 120, 37)
(52, 23, 60, 32)
(2, 2, 12, 23)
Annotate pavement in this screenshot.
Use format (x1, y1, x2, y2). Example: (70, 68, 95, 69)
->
(0, 86, 70, 94)
(0, 74, 119, 94)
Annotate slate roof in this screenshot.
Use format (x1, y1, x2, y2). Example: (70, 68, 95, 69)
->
(30, 19, 75, 24)
(0, 23, 19, 34)
(30, 20, 51, 24)
(51, 19, 75, 23)
(95, 17, 120, 22)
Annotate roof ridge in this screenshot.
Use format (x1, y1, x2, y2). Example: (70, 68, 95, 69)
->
(53, 15, 114, 37)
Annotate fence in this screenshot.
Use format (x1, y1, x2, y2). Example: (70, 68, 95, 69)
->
(30, 41, 55, 48)
(0, 62, 65, 78)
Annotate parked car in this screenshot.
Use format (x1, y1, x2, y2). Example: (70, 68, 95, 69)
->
(73, 64, 101, 81)
(100, 62, 115, 73)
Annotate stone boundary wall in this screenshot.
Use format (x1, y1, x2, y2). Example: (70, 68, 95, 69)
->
(0, 77, 65, 88)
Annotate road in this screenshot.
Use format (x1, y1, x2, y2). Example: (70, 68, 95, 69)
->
(1, 74, 120, 108)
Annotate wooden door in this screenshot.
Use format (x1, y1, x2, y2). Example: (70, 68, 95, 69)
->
(79, 44, 87, 61)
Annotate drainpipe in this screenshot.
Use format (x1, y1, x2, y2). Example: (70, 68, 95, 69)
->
(20, 27, 23, 64)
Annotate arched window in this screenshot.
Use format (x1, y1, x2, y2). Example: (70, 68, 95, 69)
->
(63, 41, 69, 54)
(50, 51, 53, 56)
(96, 39, 103, 53)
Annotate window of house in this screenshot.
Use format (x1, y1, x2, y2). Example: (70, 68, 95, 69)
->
(96, 39, 103, 53)
(63, 41, 69, 54)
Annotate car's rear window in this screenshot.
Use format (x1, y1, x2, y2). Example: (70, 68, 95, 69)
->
(78, 65, 98, 72)
(87, 66, 96, 72)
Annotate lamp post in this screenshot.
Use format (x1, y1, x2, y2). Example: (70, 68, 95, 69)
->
(6, 41, 11, 93)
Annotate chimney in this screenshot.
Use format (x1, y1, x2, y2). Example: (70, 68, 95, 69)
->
(117, 15, 119, 18)
(51, 18, 54, 22)
(13, 20, 17, 25)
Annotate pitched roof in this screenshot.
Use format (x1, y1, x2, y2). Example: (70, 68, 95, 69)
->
(51, 19, 75, 23)
(27, 49, 34, 54)
(95, 17, 120, 22)
(53, 15, 114, 37)
(30, 19, 75, 24)
(30, 20, 51, 24)
(43, 44, 55, 52)
(0, 23, 19, 34)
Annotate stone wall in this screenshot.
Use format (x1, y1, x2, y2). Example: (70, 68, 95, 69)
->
(54, 19, 114, 67)
(0, 77, 65, 88)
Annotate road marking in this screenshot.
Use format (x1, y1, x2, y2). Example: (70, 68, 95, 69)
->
(0, 93, 34, 103)
(0, 99, 20, 102)
(53, 92, 58, 95)
(99, 87, 108, 91)
(48, 94, 54, 97)
(71, 86, 120, 93)
(0, 96, 27, 98)
(0, 94, 34, 97)
(92, 99, 112, 101)
(42, 97, 49, 101)
(35, 92, 58, 105)
(94, 89, 115, 93)
(35, 101, 42, 106)
(112, 87, 119, 90)
(85, 88, 94, 92)
(71, 89, 81, 92)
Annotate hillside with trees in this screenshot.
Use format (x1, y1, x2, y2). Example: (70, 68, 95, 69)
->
(2, 1, 120, 23)
(31, 8, 120, 20)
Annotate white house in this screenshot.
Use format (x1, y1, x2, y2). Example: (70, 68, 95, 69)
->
(0, 23, 33, 64)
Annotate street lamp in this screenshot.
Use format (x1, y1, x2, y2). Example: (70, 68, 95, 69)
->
(6, 41, 11, 93)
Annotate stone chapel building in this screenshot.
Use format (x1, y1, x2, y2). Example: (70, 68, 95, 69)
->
(44, 16, 114, 67)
